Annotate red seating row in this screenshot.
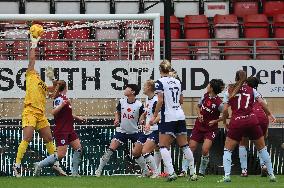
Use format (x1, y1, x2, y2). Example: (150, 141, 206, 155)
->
(1, 40, 280, 61)
(233, 0, 284, 18)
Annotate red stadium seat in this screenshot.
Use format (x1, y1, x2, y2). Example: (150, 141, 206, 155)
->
(213, 14, 239, 40)
(243, 14, 269, 39)
(256, 41, 280, 60)
(125, 20, 151, 40)
(135, 41, 154, 60)
(264, 1, 284, 17)
(224, 40, 251, 60)
(4, 22, 28, 45)
(63, 21, 90, 40)
(193, 41, 220, 60)
(75, 41, 101, 61)
(37, 22, 60, 45)
(13, 41, 40, 60)
(44, 41, 70, 60)
(273, 14, 284, 44)
(94, 21, 120, 40)
(0, 41, 9, 60)
(233, 0, 259, 18)
(160, 16, 181, 39)
(184, 15, 210, 44)
(171, 42, 190, 60)
(103, 41, 130, 61)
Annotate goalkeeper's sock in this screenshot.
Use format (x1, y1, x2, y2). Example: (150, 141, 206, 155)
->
(97, 148, 114, 171)
(72, 148, 82, 174)
(39, 154, 58, 168)
(46, 141, 56, 155)
(16, 140, 29, 164)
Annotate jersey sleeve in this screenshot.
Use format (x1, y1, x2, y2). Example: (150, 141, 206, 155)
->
(152, 101, 157, 114)
(53, 97, 63, 109)
(197, 94, 205, 107)
(253, 89, 262, 100)
(218, 103, 224, 112)
(139, 104, 144, 117)
(155, 80, 163, 93)
(116, 100, 121, 113)
(223, 90, 229, 104)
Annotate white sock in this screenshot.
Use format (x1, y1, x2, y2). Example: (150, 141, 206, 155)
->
(181, 154, 189, 172)
(72, 148, 82, 174)
(135, 156, 148, 173)
(223, 148, 232, 176)
(160, 147, 175, 175)
(199, 155, 209, 175)
(182, 145, 195, 175)
(97, 149, 113, 171)
(239, 146, 247, 172)
(144, 154, 158, 174)
(39, 154, 58, 168)
(258, 147, 274, 175)
(154, 151, 161, 173)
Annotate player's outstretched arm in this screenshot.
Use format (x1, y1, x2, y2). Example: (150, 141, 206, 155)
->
(27, 48, 36, 71)
(221, 103, 230, 129)
(257, 97, 276, 123)
(27, 35, 40, 71)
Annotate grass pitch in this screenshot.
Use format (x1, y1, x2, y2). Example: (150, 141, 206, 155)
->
(0, 175, 283, 188)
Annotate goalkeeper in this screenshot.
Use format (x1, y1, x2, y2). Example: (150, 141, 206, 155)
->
(13, 29, 66, 177)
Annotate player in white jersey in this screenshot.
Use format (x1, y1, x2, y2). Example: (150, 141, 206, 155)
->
(132, 80, 160, 178)
(95, 84, 144, 177)
(150, 60, 197, 182)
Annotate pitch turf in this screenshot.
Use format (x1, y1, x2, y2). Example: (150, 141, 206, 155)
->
(0, 175, 283, 188)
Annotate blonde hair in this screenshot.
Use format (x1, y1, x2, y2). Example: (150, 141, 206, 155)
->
(145, 79, 155, 92)
(169, 70, 178, 79)
(159, 60, 171, 74)
(50, 80, 66, 99)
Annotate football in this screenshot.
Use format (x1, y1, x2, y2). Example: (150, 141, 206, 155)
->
(29, 24, 44, 38)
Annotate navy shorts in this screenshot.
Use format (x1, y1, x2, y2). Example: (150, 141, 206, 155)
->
(113, 132, 141, 144)
(159, 120, 187, 138)
(137, 130, 159, 145)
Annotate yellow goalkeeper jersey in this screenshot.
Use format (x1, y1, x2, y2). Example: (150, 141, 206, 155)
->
(24, 70, 48, 112)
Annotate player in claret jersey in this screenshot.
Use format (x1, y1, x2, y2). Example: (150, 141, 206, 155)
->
(95, 84, 144, 177)
(34, 80, 85, 177)
(150, 60, 197, 182)
(179, 79, 225, 177)
(218, 70, 276, 183)
(238, 76, 273, 177)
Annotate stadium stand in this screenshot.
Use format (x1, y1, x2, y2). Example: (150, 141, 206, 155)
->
(224, 40, 251, 60)
(243, 14, 269, 39)
(75, 41, 101, 61)
(44, 41, 70, 60)
(160, 15, 180, 39)
(232, 0, 259, 18)
(256, 40, 281, 60)
(184, 15, 210, 43)
(213, 14, 239, 40)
